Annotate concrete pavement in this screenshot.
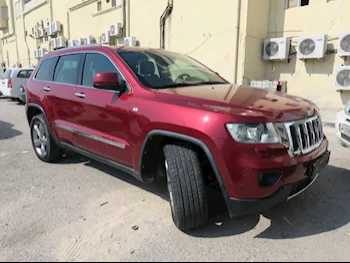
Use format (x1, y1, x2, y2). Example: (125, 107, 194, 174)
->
(0, 98, 349, 262)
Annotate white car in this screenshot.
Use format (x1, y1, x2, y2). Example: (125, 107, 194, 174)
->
(0, 68, 33, 100)
(336, 101, 350, 147)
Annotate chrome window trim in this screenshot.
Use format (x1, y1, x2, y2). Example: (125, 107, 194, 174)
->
(56, 123, 126, 149)
(33, 50, 131, 94)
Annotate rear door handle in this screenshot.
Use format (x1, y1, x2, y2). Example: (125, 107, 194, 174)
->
(43, 87, 51, 92)
(75, 92, 86, 98)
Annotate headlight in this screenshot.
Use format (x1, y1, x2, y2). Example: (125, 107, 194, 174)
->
(226, 123, 280, 144)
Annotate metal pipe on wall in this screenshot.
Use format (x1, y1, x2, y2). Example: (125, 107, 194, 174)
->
(233, 0, 242, 84)
(8, 0, 20, 65)
(123, 0, 126, 37)
(160, 0, 173, 49)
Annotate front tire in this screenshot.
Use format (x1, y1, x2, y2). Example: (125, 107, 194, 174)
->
(30, 114, 61, 162)
(163, 144, 208, 231)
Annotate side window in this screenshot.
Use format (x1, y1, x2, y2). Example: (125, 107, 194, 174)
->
(35, 57, 58, 81)
(54, 54, 81, 85)
(17, 70, 33, 78)
(82, 53, 122, 87)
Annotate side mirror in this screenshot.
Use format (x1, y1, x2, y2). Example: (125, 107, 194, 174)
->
(93, 72, 126, 93)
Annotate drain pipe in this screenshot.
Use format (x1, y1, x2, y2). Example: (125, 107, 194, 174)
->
(233, 0, 242, 84)
(160, 0, 173, 49)
(122, 0, 126, 37)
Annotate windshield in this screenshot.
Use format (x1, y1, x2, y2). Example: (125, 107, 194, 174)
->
(116, 49, 228, 89)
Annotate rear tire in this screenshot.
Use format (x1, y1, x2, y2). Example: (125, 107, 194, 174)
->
(163, 144, 208, 231)
(30, 114, 62, 162)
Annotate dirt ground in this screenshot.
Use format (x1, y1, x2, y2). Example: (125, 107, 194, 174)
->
(0, 98, 349, 262)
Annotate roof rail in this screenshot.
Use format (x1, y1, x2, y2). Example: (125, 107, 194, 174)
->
(56, 44, 102, 51)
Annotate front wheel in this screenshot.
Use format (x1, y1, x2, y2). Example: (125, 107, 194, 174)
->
(163, 144, 208, 231)
(30, 114, 61, 162)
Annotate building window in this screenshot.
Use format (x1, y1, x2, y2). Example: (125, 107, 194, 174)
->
(112, 0, 117, 7)
(286, 0, 309, 9)
(15, 1, 22, 18)
(97, 1, 102, 11)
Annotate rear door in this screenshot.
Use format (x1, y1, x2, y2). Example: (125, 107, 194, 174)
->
(49, 54, 83, 144)
(73, 52, 132, 166)
(33, 54, 82, 144)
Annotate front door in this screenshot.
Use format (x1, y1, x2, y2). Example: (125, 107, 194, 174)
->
(73, 52, 132, 167)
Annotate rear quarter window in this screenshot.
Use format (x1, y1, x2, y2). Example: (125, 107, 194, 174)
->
(17, 70, 33, 78)
(2, 69, 12, 79)
(35, 57, 59, 81)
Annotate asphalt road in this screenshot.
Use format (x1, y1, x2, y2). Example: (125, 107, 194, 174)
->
(0, 98, 349, 262)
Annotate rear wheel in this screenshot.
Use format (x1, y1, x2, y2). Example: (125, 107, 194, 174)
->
(30, 114, 61, 162)
(163, 144, 208, 231)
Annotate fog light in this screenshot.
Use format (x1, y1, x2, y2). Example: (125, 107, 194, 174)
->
(259, 172, 282, 187)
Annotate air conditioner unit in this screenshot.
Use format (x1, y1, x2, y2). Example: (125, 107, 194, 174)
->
(297, 34, 328, 60)
(67, 40, 75, 47)
(123, 36, 136, 47)
(338, 31, 350, 57)
(335, 66, 350, 91)
(34, 49, 39, 59)
(38, 48, 45, 58)
(56, 36, 66, 48)
(38, 28, 45, 38)
(73, 39, 81, 46)
(81, 36, 94, 45)
(263, 37, 291, 61)
(51, 38, 57, 50)
(47, 25, 53, 36)
(110, 23, 122, 37)
(51, 21, 61, 34)
(34, 29, 40, 39)
(101, 31, 110, 44)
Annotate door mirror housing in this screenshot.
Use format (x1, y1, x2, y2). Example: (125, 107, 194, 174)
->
(93, 72, 127, 93)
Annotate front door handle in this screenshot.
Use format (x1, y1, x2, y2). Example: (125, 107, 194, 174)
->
(43, 87, 51, 92)
(75, 92, 86, 98)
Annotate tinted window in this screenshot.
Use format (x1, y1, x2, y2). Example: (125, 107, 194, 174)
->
(82, 53, 122, 87)
(35, 57, 58, 81)
(17, 70, 33, 78)
(54, 54, 81, 85)
(2, 69, 12, 79)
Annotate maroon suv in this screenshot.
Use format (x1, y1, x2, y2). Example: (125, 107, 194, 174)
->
(25, 45, 330, 230)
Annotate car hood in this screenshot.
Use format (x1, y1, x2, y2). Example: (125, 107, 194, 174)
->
(154, 84, 319, 123)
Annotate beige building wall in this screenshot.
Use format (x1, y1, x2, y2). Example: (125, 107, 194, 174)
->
(266, 0, 350, 110)
(0, 0, 249, 83)
(1, 0, 349, 111)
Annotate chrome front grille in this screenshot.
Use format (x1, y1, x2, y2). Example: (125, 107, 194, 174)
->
(278, 115, 323, 156)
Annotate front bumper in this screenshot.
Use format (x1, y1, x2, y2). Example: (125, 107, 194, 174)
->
(226, 150, 331, 218)
(335, 110, 350, 148)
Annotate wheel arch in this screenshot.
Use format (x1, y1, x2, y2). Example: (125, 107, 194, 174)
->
(139, 130, 230, 205)
(27, 103, 59, 144)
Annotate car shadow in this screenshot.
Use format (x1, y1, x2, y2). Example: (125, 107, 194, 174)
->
(55, 151, 350, 239)
(189, 165, 350, 239)
(0, 120, 23, 140)
(84, 159, 171, 202)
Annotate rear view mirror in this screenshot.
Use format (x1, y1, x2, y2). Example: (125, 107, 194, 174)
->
(93, 72, 126, 93)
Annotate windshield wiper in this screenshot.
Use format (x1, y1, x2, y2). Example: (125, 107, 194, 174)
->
(154, 83, 195, 89)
